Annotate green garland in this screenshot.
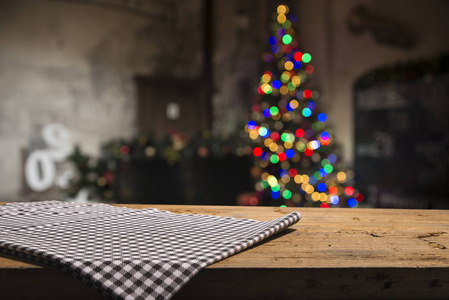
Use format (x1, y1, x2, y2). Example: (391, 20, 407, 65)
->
(68, 131, 252, 201)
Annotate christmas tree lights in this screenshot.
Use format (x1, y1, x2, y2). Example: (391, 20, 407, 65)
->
(245, 4, 363, 208)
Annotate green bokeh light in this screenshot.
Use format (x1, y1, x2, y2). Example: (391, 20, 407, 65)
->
(281, 133, 289, 142)
(282, 34, 292, 44)
(321, 159, 330, 167)
(302, 53, 312, 63)
(261, 180, 269, 189)
(270, 106, 279, 115)
(283, 190, 292, 199)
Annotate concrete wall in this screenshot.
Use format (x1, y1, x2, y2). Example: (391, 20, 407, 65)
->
(0, 0, 203, 201)
(297, 0, 449, 164)
(1, 0, 448, 201)
(212, 1, 266, 136)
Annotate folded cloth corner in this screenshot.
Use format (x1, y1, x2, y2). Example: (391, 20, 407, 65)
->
(0, 201, 300, 300)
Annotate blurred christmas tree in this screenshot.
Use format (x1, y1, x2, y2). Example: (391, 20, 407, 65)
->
(245, 4, 363, 208)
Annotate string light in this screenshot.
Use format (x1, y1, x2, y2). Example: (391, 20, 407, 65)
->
(245, 4, 362, 208)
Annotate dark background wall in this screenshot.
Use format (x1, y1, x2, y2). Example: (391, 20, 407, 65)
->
(0, 0, 448, 205)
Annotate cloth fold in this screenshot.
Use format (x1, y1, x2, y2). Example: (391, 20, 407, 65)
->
(0, 201, 300, 300)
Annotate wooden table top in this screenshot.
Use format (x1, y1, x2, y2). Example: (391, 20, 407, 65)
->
(1, 203, 448, 299)
(2, 203, 448, 270)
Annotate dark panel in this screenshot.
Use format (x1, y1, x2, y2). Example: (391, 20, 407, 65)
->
(354, 55, 449, 208)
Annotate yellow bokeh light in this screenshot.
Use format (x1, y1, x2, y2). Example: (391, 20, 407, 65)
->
(337, 171, 347, 183)
(305, 185, 315, 194)
(320, 193, 328, 202)
(269, 143, 278, 152)
(264, 138, 273, 147)
(290, 100, 299, 108)
(277, 14, 287, 24)
(311, 192, 320, 201)
(282, 113, 292, 122)
(302, 174, 309, 183)
(280, 86, 289, 95)
(249, 131, 259, 140)
(284, 61, 294, 71)
(267, 175, 278, 187)
(261, 172, 269, 181)
(284, 141, 293, 149)
(292, 76, 301, 86)
(294, 174, 302, 184)
(145, 146, 156, 157)
(277, 145, 285, 153)
(282, 71, 291, 80)
(262, 84, 271, 93)
(261, 74, 271, 83)
(277, 5, 288, 14)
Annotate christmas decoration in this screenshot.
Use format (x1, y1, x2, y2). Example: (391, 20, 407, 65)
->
(66, 146, 115, 201)
(25, 123, 73, 192)
(67, 130, 252, 202)
(99, 130, 251, 164)
(245, 4, 363, 208)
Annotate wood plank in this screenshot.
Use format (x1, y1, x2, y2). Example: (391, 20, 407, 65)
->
(0, 202, 448, 299)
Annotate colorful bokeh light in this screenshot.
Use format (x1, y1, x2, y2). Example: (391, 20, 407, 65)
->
(244, 4, 362, 208)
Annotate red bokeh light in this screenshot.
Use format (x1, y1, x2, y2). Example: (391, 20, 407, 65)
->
(303, 89, 312, 98)
(345, 186, 354, 196)
(295, 129, 305, 138)
(253, 147, 263, 157)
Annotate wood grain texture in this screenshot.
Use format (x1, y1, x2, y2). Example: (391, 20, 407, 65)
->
(0, 203, 448, 299)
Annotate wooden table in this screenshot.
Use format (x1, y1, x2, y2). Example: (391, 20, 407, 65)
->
(0, 203, 448, 299)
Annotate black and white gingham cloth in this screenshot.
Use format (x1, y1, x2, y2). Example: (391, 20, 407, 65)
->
(0, 201, 300, 299)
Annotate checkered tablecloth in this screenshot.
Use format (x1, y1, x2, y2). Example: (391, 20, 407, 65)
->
(0, 201, 301, 300)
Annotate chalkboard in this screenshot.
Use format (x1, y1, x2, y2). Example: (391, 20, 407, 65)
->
(354, 54, 449, 208)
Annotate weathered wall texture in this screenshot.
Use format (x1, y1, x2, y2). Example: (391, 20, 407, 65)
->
(212, 1, 266, 136)
(0, 0, 203, 201)
(297, 0, 449, 164)
(1, 0, 448, 201)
